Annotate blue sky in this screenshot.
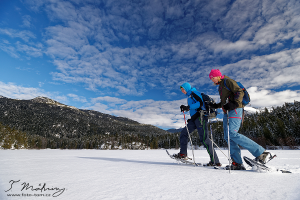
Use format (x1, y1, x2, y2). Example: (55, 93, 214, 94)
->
(1, 0, 300, 130)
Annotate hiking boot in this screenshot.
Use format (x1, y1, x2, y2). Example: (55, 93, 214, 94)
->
(225, 162, 246, 170)
(255, 151, 275, 164)
(173, 153, 188, 160)
(204, 161, 222, 167)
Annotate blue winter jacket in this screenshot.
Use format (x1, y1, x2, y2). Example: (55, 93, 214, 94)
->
(181, 82, 206, 118)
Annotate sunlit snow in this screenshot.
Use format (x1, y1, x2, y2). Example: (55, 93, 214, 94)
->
(0, 149, 299, 200)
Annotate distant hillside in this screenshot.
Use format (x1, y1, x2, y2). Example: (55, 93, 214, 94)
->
(0, 96, 179, 149)
(167, 128, 183, 133)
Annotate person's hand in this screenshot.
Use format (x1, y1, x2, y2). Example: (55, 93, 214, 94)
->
(208, 102, 219, 109)
(223, 101, 239, 111)
(180, 105, 190, 112)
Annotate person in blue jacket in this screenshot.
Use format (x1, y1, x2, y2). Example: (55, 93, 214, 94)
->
(174, 82, 221, 166)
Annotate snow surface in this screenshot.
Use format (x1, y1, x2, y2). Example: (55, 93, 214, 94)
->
(0, 149, 299, 200)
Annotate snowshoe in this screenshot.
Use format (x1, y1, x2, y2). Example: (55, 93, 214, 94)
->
(225, 162, 246, 170)
(244, 156, 292, 173)
(172, 152, 189, 160)
(243, 156, 269, 171)
(203, 161, 222, 167)
(255, 151, 276, 164)
(166, 150, 199, 166)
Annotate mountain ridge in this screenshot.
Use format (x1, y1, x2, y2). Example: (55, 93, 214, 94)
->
(0, 95, 178, 149)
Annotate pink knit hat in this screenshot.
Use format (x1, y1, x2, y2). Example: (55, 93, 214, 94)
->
(209, 69, 224, 79)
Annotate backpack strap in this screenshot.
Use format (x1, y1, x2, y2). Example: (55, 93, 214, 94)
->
(224, 78, 245, 105)
(191, 92, 205, 110)
(223, 78, 231, 91)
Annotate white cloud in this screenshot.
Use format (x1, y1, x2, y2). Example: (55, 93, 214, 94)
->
(0, 81, 49, 100)
(248, 87, 300, 108)
(0, 29, 43, 59)
(87, 96, 187, 129)
(22, 15, 32, 28)
(46, 1, 78, 22)
(213, 40, 254, 54)
(197, 0, 300, 59)
(0, 42, 19, 58)
(165, 4, 184, 20)
(0, 28, 36, 42)
(15, 0, 299, 97)
(91, 96, 127, 106)
(221, 48, 300, 90)
(22, 0, 46, 12)
(0, 81, 68, 105)
(15, 41, 43, 57)
(67, 94, 87, 103)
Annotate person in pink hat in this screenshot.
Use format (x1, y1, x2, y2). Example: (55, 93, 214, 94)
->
(208, 69, 273, 170)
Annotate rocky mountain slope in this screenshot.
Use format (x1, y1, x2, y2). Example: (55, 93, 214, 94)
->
(0, 96, 177, 149)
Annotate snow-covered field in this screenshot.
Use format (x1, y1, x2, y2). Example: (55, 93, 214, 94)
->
(0, 149, 299, 200)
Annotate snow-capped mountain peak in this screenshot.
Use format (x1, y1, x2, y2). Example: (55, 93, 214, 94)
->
(30, 96, 78, 110)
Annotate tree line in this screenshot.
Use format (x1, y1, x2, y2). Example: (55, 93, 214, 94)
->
(1, 100, 299, 150)
(0, 122, 180, 149)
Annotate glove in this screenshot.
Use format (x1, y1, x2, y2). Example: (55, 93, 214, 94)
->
(208, 102, 219, 109)
(180, 105, 190, 112)
(187, 119, 191, 123)
(223, 101, 239, 111)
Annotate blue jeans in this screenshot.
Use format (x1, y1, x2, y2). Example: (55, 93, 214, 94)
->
(223, 108, 265, 164)
(180, 116, 220, 164)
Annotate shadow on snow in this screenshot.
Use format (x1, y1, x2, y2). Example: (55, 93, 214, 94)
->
(78, 156, 187, 167)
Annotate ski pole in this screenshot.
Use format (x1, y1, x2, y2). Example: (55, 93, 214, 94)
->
(208, 105, 215, 165)
(210, 124, 215, 165)
(205, 116, 229, 159)
(226, 104, 231, 174)
(183, 111, 197, 166)
(210, 139, 229, 159)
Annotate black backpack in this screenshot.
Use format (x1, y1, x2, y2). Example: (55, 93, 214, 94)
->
(201, 93, 218, 119)
(191, 92, 218, 119)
